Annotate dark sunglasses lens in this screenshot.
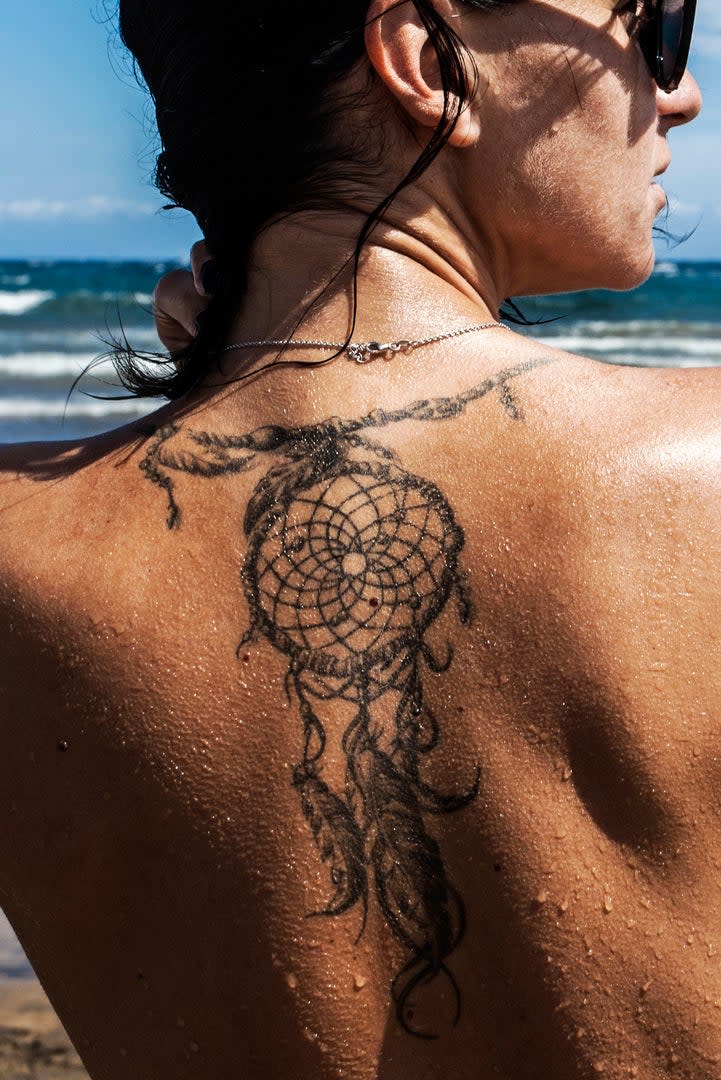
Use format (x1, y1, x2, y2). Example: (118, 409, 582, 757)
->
(657, 0, 696, 89)
(660, 0, 684, 82)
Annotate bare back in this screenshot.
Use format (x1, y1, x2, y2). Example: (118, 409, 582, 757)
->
(1, 338, 721, 1079)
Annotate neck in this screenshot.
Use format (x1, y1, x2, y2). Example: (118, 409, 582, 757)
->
(226, 200, 508, 352)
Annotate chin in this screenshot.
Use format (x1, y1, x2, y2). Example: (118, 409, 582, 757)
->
(586, 257, 654, 293)
(609, 246, 657, 291)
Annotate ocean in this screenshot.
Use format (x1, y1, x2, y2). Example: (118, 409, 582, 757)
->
(0, 256, 720, 978)
(0, 257, 720, 446)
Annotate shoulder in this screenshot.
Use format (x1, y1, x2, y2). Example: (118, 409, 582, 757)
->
(543, 355, 721, 504)
(0, 422, 158, 594)
(513, 353, 721, 634)
(433, 340, 721, 590)
(490, 341, 721, 482)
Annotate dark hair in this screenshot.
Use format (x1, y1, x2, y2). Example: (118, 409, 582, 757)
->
(112, 0, 518, 399)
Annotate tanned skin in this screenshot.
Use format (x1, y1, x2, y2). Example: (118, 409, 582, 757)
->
(0, 0, 712, 1075)
(1, 326, 721, 1078)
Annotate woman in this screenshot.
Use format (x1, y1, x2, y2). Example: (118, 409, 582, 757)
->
(0, 0, 712, 1077)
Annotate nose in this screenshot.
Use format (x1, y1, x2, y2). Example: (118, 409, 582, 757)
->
(657, 69, 703, 130)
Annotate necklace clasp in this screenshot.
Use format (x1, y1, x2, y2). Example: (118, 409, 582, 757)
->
(348, 340, 413, 364)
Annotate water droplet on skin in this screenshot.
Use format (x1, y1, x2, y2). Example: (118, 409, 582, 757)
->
(57, 740, 69, 752)
(555, 828, 568, 839)
(535, 890, 549, 905)
(286, 972, 298, 990)
(641, 980, 653, 995)
(561, 766, 573, 781)
(593, 1063, 606, 1073)
(353, 973, 367, 991)
(604, 896, 614, 913)
(559, 898, 570, 914)
(303, 1027, 318, 1043)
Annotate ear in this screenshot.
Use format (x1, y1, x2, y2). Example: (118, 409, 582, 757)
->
(364, 0, 481, 148)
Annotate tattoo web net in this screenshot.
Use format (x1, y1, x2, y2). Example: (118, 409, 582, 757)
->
(249, 467, 454, 678)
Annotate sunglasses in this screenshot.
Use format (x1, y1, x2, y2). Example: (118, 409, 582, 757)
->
(637, 0, 697, 92)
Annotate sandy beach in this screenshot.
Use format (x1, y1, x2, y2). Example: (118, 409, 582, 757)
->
(0, 977, 89, 1079)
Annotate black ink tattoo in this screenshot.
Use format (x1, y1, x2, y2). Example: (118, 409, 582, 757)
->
(140, 359, 548, 1036)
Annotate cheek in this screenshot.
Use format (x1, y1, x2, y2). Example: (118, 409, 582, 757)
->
(500, 126, 658, 290)
(487, 28, 658, 192)
(512, 68, 657, 222)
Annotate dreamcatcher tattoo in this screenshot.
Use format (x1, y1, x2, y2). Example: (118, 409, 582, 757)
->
(140, 359, 546, 1036)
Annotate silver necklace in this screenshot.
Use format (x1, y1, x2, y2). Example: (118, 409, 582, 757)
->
(219, 321, 508, 365)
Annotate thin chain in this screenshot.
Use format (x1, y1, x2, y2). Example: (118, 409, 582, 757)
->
(219, 321, 508, 364)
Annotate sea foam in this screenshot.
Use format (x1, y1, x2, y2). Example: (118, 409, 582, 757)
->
(0, 290, 54, 316)
(0, 396, 155, 419)
(0, 291, 55, 315)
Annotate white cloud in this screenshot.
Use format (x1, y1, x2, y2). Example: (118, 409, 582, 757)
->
(0, 196, 157, 222)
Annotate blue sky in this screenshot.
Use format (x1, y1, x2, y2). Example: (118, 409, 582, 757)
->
(1, 2, 720, 261)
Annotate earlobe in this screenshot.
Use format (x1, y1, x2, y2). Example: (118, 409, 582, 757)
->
(447, 103, 482, 148)
(364, 0, 481, 148)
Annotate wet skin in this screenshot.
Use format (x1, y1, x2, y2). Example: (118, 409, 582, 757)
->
(0, 0, 711, 1076)
(1, 331, 721, 1078)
